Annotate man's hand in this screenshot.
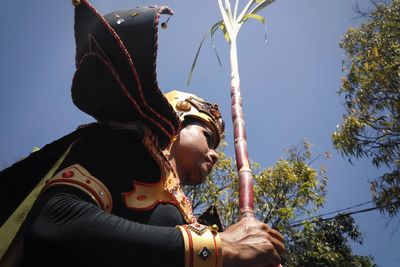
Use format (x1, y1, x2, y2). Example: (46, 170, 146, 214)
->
(219, 217, 285, 267)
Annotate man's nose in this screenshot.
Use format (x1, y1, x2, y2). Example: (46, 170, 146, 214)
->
(209, 149, 219, 165)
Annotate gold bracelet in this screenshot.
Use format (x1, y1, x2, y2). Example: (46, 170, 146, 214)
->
(176, 223, 222, 267)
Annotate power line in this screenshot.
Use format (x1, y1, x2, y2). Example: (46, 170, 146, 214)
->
(290, 200, 373, 226)
(289, 205, 379, 228)
(289, 200, 399, 228)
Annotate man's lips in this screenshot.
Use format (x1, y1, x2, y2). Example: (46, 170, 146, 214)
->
(205, 161, 213, 173)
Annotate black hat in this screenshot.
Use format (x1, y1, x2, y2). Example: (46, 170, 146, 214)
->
(71, 0, 180, 149)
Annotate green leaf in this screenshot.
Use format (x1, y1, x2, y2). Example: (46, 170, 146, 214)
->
(249, 0, 276, 15)
(240, 13, 268, 42)
(186, 21, 224, 85)
(219, 22, 231, 43)
(333, 0, 400, 216)
(236, 0, 256, 24)
(210, 23, 223, 67)
(217, 0, 234, 37)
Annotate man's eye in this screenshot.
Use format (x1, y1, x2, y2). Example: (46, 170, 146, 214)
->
(204, 131, 215, 148)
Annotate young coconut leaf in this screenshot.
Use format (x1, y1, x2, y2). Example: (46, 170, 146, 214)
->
(239, 13, 268, 42)
(186, 21, 224, 85)
(249, 0, 276, 15)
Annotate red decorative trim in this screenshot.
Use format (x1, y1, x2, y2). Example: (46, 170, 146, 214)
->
(183, 225, 194, 267)
(43, 165, 113, 212)
(152, 6, 181, 141)
(78, 1, 177, 139)
(131, 6, 177, 137)
(46, 179, 107, 210)
(122, 180, 179, 211)
(88, 33, 112, 64)
(72, 166, 113, 209)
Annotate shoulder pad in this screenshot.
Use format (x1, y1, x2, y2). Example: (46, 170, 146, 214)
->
(42, 164, 112, 212)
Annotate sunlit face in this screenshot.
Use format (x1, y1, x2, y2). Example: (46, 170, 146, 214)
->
(169, 120, 219, 185)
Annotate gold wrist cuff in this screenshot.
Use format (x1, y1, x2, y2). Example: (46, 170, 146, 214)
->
(176, 224, 222, 267)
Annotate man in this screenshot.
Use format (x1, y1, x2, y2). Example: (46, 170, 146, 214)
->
(0, 1, 284, 266)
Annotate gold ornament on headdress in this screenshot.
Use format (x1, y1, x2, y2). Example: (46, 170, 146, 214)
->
(164, 90, 224, 148)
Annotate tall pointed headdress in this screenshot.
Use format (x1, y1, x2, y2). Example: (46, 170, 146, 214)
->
(71, 0, 180, 149)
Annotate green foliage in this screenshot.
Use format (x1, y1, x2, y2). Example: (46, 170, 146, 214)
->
(184, 140, 375, 265)
(253, 140, 327, 230)
(332, 0, 400, 216)
(284, 215, 377, 267)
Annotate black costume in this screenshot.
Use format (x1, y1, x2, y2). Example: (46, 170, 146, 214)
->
(22, 124, 186, 266)
(0, 1, 224, 267)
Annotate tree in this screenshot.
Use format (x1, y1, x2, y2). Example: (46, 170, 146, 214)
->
(184, 140, 376, 266)
(332, 0, 400, 216)
(285, 215, 377, 267)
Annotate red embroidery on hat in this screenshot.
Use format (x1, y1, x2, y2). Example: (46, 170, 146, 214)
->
(78, 1, 179, 141)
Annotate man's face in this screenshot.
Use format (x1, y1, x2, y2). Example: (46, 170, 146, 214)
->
(170, 120, 219, 185)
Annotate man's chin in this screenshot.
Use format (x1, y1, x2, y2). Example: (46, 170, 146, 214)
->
(183, 173, 206, 186)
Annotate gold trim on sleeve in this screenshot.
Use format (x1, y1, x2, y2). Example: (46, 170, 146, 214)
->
(176, 224, 222, 267)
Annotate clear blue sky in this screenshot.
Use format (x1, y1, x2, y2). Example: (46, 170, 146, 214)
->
(0, 0, 399, 265)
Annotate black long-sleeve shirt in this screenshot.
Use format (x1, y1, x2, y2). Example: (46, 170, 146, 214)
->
(21, 125, 186, 267)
